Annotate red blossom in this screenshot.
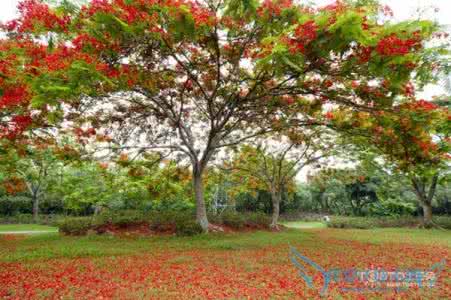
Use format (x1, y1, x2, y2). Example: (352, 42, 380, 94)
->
(376, 34, 420, 56)
(257, 0, 292, 18)
(286, 20, 318, 54)
(0, 87, 28, 108)
(10, 0, 71, 33)
(72, 34, 106, 52)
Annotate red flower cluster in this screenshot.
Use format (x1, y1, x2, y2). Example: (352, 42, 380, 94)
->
(257, 0, 293, 18)
(0, 87, 28, 109)
(73, 34, 106, 52)
(287, 20, 318, 54)
(356, 46, 373, 63)
(9, 0, 70, 32)
(376, 34, 420, 56)
(82, 0, 114, 17)
(409, 100, 439, 111)
(190, 5, 215, 27)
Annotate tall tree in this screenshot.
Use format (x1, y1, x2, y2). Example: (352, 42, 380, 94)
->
(0, 0, 445, 230)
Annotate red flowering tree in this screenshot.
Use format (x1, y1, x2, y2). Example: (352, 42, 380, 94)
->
(0, 0, 446, 230)
(331, 99, 450, 226)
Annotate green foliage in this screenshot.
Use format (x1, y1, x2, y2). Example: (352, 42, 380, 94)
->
(369, 198, 416, 217)
(0, 213, 34, 224)
(327, 216, 422, 229)
(244, 212, 271, 228)
(0, 196, 32, 215)
(175, 218, 203, 236)
(434, 216, 451, 230)
(57, 217, 93, 235)
(221, 211, 246, 229)
(94, 210, 147, 228)
(148, 210, 192, 232)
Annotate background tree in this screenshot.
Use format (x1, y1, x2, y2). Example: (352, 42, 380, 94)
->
(228, 131, 330, 228)
(0, 141, 63, 221)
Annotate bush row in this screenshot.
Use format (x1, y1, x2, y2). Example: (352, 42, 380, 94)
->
(57, 210, 203, 236)
(0, 214, 65, 226)
(327, 216, 451, 229)
(57, 210, 272, 236)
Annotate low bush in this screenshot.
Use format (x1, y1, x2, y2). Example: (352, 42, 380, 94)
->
(280, 212, 323, 222)
(328, 217, 374, 229)
(209, 211, 272, 230)
(175, 218, 203, 236)
(148, 210, 194, 232)
(57, 217, 93, 235)
(221, 211, 246, 229)
(94, 210, 147, 228)
(326, 216, 451, 229)
(244, 212, 271, 228)
(0, 214, 65, 225)
(0, 196, 32, 215)
(0, 213, 34, 224)
(434, 216, 451, 229)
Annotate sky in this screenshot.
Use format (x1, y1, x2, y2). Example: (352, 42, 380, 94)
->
(0, 0, 449, 181)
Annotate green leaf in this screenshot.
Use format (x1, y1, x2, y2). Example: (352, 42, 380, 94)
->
(282, 56, 304, 72)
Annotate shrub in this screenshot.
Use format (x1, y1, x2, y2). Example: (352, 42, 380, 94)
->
(57, 217, 93, 235)
(327, 216, 427, 229)
(245, 212, 271, 228)
(328, 217, 374, 229)
(149, 211, 184, 232)
(206, 212, 223, 225)
(93, 210, 147, 228)
(0, 213, 34, 224)
(376, 216, 419, 228)
(221, 211, 246, 229)
(0, 196, 32, 215)
(175, 218, 203, 236)
(434, 216, 451, 229)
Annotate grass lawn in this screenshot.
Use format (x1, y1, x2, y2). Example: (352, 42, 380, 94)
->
(283, 221, 327, 229)
(0, 224, 58, 233)
(0, 227, 449, 299)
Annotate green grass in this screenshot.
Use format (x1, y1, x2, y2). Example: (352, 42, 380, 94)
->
(320, 228, 451, 247)
(1, 227, 449, 263)
(283, 221, 326, 229)
(0, 229, 316, 262)
(0, 224, 58, 232)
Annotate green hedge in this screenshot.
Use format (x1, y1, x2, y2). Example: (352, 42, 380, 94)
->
(209, 211, 271, 229)
(94, 210, 148, 228)
(57, 217, 92, 235)
(0, 214, 65, 225)
(57, 210, 203, 236)
(327, 216, 451, 229)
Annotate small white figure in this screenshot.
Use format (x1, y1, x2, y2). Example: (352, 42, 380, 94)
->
(323, 215, 330, 222)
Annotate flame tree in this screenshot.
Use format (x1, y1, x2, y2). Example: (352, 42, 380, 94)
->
(0, 0, 446, 230)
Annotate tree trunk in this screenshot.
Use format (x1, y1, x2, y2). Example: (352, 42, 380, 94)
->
(422, 202, 433, 228)
(32, 194, 39, 222)
(270, 188, 281, 229)
(411, 175, 438, 228)
(193, 166, 209, 232)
